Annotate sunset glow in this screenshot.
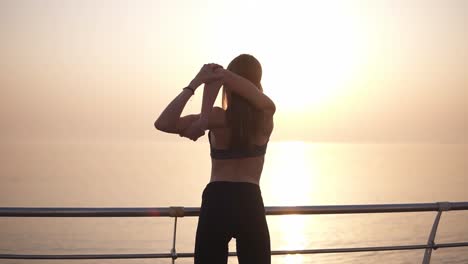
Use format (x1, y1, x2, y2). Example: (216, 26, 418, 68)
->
(1, 1, 466, 143)
(213, 2, 367, 112)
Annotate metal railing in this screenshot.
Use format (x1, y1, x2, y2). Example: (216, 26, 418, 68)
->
(1, 201, 468, 263)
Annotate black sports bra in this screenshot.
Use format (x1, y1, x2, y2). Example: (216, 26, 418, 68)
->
(208, 131, 268, 160)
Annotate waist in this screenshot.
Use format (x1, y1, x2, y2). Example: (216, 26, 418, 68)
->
(207, 180, 260, 188)
(210, 175, 260, 185)
(210, 158, 264, 184)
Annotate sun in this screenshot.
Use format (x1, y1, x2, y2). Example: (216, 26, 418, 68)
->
(210, 1, 366, 113)
(258, 6, 365, 112)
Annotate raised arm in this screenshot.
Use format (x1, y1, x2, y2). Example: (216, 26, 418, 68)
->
(199, 80, 223, 128)
(154, 64, 222, 134)
(218, 68, 276, 114)
(175, 80, 225, 141)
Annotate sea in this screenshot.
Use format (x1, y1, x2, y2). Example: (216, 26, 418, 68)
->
(0, 140, 467, 264)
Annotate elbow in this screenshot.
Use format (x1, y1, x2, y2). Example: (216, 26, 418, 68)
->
(154, 119, 176, 133)
(154, 119, 166, 132)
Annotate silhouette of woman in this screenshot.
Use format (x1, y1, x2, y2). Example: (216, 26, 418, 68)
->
(155, 54, 275, 264)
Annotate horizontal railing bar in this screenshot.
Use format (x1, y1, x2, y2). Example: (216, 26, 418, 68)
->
(1, 202, 467, 217)
(2, 242, 467, 259)
(269, 242, 468, 255)
(0, 253, 171, 260)
(265, 202, 466, 215)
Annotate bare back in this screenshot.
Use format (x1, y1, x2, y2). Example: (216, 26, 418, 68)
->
(208, 108, 273, 185)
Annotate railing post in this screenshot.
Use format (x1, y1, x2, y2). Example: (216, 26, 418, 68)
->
(171, 217, 178, 264)
(422, 202, 450, 264)
(169, 207, 184, 264)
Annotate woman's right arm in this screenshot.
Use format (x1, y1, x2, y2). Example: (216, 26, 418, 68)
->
(219, 68, 276, 114)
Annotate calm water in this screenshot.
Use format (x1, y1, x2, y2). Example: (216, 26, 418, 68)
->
(0, 141, 467, 264)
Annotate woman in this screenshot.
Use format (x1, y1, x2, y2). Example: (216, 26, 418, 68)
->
(155, 54, 275, 264)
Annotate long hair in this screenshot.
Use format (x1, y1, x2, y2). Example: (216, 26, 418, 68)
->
(222, 54, 263, 151)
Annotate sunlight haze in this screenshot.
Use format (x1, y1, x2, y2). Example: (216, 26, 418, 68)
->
(1, 0, 466, 143)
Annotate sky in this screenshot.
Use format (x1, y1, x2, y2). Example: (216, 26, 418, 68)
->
(0, 0, 466, 143)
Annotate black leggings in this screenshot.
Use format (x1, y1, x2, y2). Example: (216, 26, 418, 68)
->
(194, 181, 271, 264)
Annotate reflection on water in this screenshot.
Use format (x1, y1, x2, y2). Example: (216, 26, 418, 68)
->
(279, 215, 307, 250)
(263, 141, 310, 261)
(284, 253, 304, 264)
(260, 141, 468, 263)
(279, 215, 306, 264)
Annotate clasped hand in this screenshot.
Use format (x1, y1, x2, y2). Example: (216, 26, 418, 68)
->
(181, 63, 223, 141)
(190, 63, 224, 88)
